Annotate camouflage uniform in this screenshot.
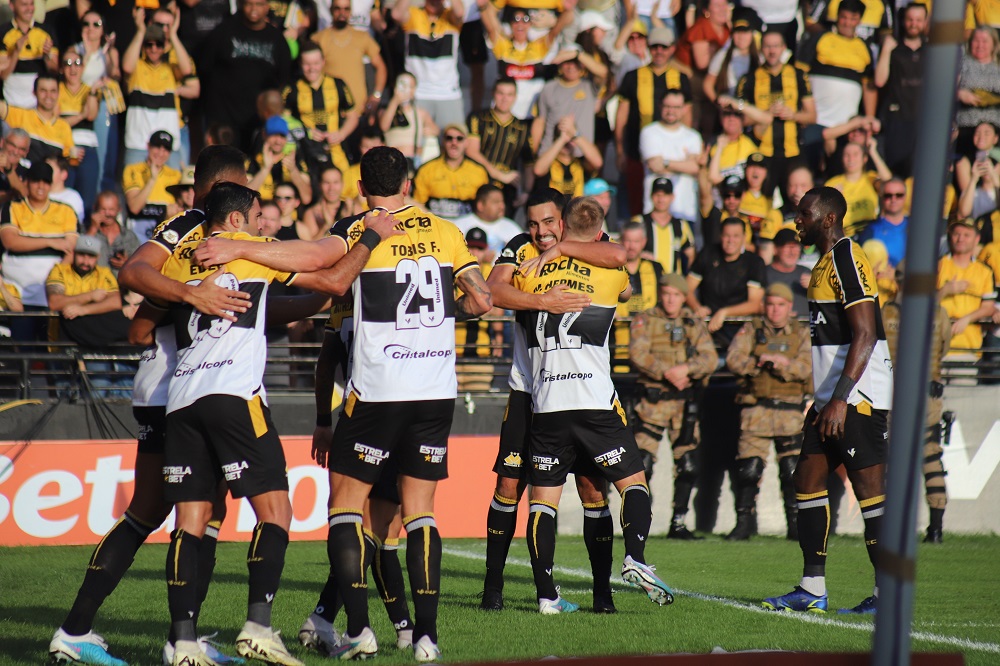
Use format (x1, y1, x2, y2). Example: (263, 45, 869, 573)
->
(629, 305, 718, 528)
(882, 299, 952, 542)
(725, 318, 811, 539)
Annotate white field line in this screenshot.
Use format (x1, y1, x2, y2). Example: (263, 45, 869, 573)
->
(440, 545, 1000, 655)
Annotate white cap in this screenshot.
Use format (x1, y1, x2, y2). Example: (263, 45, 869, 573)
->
(579, 10, 614, 32)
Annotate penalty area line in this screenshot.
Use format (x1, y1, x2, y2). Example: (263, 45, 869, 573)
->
(441, 545, 1000, 655)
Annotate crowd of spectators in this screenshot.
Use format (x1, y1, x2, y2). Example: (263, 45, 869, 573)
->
(1, 0, 1000, 391)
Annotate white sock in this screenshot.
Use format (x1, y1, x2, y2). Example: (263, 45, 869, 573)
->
(873, 585, 879, 598)
(800, 576, 826, 597)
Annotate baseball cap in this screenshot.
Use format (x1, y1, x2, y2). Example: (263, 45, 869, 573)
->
(658, 272, 688, 294)
(765, 282, 794, 302)
(25, 161, 53, 183)
(719, 175, 746, 195)
(465, 227, 488, 249)
(442, 122, 469, 138)
(650, 177, 673, 195)
(628, 18, 648, 37)
(149, 130, 174, 150)
(648, 27, 675, 47)
(75, 235, 102, 255)
(166, 165, 195, 197)
(731, 6, 759, 31)
(949, 217, 980, 231)
(746, 152, 769, 170)
(772, 228, 799, 246)
(584, 178, 616, 197)
(579, 10, 614, 32)
(265, 115, 290, 137)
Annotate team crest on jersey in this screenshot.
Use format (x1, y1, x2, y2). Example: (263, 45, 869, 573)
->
(354, 443, 389, 465)
(533, 455, 560, 471)
(503, 452, 523, 468)
(594, 447, 626, 467)
(161, 229, 179, 245)
(419, 445, 446, 463)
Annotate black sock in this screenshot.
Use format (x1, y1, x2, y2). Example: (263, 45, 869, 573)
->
(483, 492, 519, 592)
(246, 522, 289, 628)
(860, 494, 885, 571)
(525, 501, 558, 601)
(166, 529, 201, 643)
(62, 511, 154, 636)
(404, 514, 442, 644)
(313, 575, 343, 623)
(797, 490, 830, 578)
(620, 483, 651, 564)
(328, 510, 370, 638)
(582, 499, 613, 595)
(194, 520, 220, 626)
(374, 538, 412, 634)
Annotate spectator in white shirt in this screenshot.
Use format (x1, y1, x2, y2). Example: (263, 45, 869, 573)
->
(639, 89, 703, 222)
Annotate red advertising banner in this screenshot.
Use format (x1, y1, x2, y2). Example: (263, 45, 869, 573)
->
(0, 435, 524, 546)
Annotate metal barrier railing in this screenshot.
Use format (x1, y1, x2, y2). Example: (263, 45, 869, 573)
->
(2, 313, 999, 400)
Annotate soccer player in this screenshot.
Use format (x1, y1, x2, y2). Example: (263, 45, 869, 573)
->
(763, 186, 893, 615)
(49, 146, 255, 666)
(514, 196, 675, 612)
(322, 146, 491, 661)
(479, 187, 629, 614)
(155, 182, 401, 665)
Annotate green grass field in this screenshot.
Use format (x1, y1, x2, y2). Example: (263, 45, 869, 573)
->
(3, 535, 999, 665)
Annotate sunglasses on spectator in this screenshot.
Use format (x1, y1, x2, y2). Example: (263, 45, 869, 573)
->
(650, 44, 673, 50)
(63, 58, 83, 66)
(444, 134, 465, 142)
(152, 21, 170, 30)
(883, 192, 905, 199)
(511, 14, 531, 23)
(145, 40, 165, 48)
(723, 192, 741, 199)
(83, 20, 102, 27)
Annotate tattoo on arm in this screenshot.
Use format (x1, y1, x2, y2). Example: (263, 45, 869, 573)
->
(455, 268, 491, 321)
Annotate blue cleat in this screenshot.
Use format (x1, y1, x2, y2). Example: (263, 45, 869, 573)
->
(50, 629, 128, 666)
(622, 555, 675, 605)
(326, 627, 377, 660)
(762, 586, 828, 613)
(838, 595, 877, 615)
(538, 595, 580, 614)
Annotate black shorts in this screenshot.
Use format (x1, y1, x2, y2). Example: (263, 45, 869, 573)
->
(801, 403, 888, 472)
(370, 454, 401, 505)
(330, 393, 454, 484)
(459, 19, 488, 64)
(163, 394, 289, 503)
(527, 408, 645, 487)
(134, 405, 166, 455)
(493, 390, 532, 479)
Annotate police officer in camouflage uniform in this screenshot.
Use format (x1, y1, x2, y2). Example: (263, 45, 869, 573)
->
(629, 273, 719, 540)
(725, 283, 811, 541)
(882, 262, 952, 543)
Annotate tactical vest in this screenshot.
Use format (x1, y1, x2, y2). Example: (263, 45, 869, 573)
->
(639, 307, 695, 389)
(883, 300, 945, 383)
(746, 318, 808, 401)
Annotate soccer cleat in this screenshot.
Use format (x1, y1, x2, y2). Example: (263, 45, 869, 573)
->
(924, 527, 943, 544)
(172, 641, 220, 666)
(164, 637, 246, 666)
(298, 613, 341, 655)
(234, 623, 303, 666)
(478, 587, 504, 611)
(762, 586, 828, 613)
(838, 595, 878, 615)
(538, 595, 580, 615)
(327, 627, 378, 661)
(667, 523, 703, 540)
(50, 629, 128, 666)
(413, 636, 442, 663)
(622, 555, 675, 606)
(396, 629, 413, 650)
(592, 588, 617, 614)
